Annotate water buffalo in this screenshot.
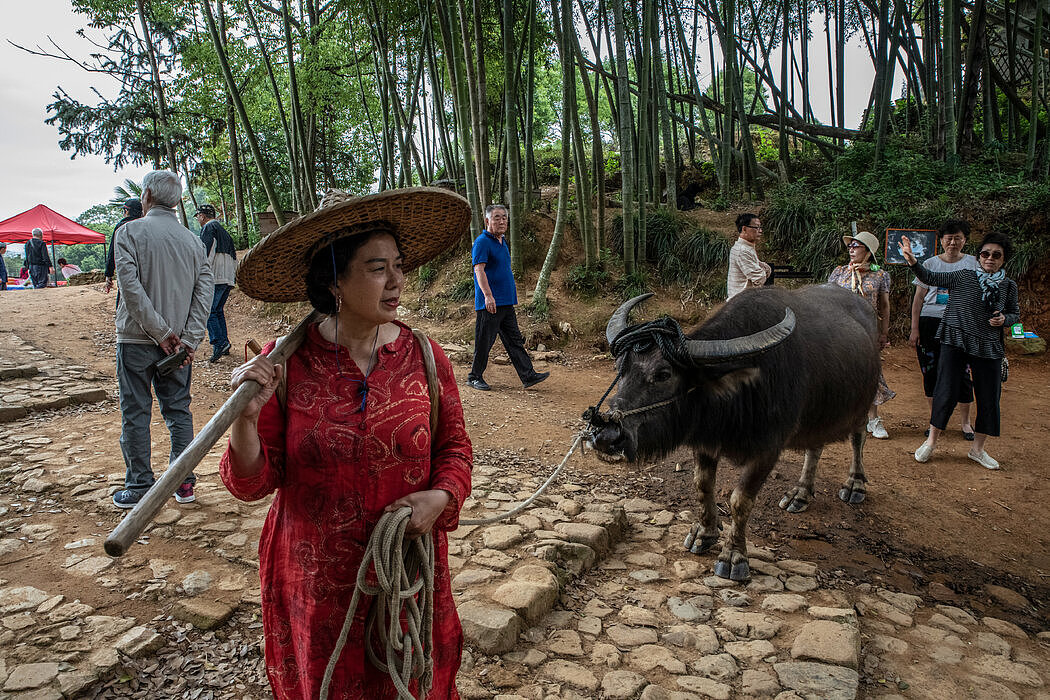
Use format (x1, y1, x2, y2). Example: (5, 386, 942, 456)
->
(586, 285, 880, 580)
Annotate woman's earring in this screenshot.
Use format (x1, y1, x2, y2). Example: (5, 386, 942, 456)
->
(336, 295, 342, 313)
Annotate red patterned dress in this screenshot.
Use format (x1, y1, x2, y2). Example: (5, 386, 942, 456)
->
(220, 321, 472, 700)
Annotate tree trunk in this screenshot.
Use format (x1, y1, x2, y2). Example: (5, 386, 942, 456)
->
(613, 0, 637, 273)
(505, 0, 523, 272)
(200, 0, 285, 225)
(136, 0, 188, 225)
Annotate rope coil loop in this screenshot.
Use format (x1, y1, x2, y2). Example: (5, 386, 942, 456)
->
(319, 507, 435, 700)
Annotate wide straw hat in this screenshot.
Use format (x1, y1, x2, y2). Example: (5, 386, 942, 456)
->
(237, 187, 472, 302)
(842, 230, 881, 260)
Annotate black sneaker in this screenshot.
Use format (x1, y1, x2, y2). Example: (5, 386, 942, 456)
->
(523, 371, 550, 389)
(466, 377, 491, 391)
(113, 489, 143, 509)
(209, 341, 231, 363)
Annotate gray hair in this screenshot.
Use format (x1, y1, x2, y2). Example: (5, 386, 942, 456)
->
(141, 170, 183, 208)
(31, 228, 43, 238)
(484, 204, 508, 218)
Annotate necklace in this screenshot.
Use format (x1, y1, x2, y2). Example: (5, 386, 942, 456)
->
(331, 316, 381, 413)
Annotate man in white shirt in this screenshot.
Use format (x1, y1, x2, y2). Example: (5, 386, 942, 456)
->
(727, 213, 771, 299)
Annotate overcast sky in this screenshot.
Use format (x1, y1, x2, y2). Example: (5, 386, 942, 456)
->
(1, 2, 153, 224)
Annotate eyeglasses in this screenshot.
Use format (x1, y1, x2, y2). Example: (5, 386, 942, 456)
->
(979, 250, 1003, 260)
(846, 243, 865, 249)
(745, 224, 762, 230)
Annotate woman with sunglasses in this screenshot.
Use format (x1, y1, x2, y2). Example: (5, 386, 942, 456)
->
(899, 232, 1020, 469)
(827, 231, 895, 438)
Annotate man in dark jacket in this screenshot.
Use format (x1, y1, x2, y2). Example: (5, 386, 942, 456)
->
(195, 204, 237, 362)
(25, 228, 54, 289)
(105, 198, 143, 294)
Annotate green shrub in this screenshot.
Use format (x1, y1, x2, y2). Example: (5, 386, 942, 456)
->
(417, 263, 437, 289)
(443, 275, 475, 302)
(566, 263, 611, 298)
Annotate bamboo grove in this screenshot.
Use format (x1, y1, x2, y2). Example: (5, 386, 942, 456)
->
(33, 0, 1050, 304)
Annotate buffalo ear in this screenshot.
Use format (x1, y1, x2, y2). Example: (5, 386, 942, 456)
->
(706, 366, 762, 400)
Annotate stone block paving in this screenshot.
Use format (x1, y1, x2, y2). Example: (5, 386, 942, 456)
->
(452, 457, 1050, 700)
(0, 405, 1048, 698)
(0, 334, 109, 423)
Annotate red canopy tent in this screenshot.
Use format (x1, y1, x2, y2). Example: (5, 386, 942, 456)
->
(0, 204, 106, 244)
(0, 205, 106, 287)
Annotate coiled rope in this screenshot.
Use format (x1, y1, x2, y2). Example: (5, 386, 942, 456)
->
(319, 507, 435, 700)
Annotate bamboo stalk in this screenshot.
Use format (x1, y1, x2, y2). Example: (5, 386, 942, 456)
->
(105, 312, 320, 557)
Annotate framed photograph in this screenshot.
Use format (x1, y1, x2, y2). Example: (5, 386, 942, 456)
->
(884, 228, 937, 264)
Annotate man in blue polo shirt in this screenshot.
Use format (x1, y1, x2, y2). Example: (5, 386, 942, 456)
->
(467, 204, 549, 391)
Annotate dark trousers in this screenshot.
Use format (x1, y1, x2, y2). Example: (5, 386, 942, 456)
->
(916, 316, 973, 402)
(207, 283, 232, 347)
(117, 343, 196, 492)
(931, 344, 1002, 437)
(469, 306, 537, 383)
(29, 265, 49, 289)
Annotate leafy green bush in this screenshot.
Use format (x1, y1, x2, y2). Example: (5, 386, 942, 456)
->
(566, 263, 611, 298)
(763, 137, 1047, 280)
(417, 263, 437, 290)
(442, 275, 475, 302)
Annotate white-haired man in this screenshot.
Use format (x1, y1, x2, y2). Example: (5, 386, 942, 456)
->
(25, 228, 54, 289)
(112, 170, 213, 508)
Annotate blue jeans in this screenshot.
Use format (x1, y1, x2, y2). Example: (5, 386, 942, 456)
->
(207, 284, 232, 347)
(116, 343, 196, 493)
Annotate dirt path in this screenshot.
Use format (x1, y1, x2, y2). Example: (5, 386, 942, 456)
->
(6, 284, 1048, 622)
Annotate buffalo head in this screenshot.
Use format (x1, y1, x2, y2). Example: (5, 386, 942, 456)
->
(586, 293, 796, 461)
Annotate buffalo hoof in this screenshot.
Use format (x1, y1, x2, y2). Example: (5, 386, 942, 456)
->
(684, 533, 719, 555)
(838, 478, 867, 505)
(713, 558, 750, 581)
(778, 487, 811, 513)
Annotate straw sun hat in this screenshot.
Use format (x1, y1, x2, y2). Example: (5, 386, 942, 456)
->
(842, 230, 881, 259)
(236, 187, 472, 302)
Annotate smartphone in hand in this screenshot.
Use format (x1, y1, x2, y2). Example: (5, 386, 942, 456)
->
(155, 347, 189, 376)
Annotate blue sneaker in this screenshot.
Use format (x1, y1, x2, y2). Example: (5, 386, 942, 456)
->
(112, 489, 143, 509)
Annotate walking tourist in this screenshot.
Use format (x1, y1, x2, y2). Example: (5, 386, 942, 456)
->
(901, 232, 1020, 470)
(466, 204, 549, 391)
(195, 204, 237, 362)
(827, 231, 895, 438)
(727, 212, 771, 299)
(908, 220, 978, 440)
(111, 171, 212, 508)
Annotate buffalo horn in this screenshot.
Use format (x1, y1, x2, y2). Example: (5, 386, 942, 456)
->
(605, 293, 655, 346)
(684, 307, 796, 363)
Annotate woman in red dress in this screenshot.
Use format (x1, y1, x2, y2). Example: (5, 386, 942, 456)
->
(220, 189, 473, 699)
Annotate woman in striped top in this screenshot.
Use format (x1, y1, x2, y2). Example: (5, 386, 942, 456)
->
(899, 232, 1020, 470)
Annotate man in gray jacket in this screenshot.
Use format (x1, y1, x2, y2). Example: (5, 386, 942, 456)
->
(112, 170, 213, 509)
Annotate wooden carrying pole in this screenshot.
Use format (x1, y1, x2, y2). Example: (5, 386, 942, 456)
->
(105, 312, 319, 557)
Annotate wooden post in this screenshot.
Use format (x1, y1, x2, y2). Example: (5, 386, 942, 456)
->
(104, 312, 319, 557)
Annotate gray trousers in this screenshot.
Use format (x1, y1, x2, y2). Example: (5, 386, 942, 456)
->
(117, 343, 196, 492)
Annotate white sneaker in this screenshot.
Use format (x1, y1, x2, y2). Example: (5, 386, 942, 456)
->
(915, 441, 934, 463)
(968, 449, 1000, 470)
(867, 417, 889, 439)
